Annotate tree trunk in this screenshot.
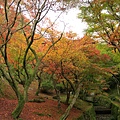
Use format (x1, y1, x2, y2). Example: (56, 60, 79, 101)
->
(60, 82, 81, 120)
(12, 94, 25, 119)
(36, 79, 42, 96)
(12, 86, 28, 119)
(53, 79, 61, 108)
(65, 91, 70, 104)
(65, 83, 71, 104)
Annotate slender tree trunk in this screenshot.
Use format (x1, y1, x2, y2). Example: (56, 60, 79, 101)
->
(53, 79, 61, 108)
(36, 79, 42, 96)
(60, 82, 81, 120)
(65, 83, 70, 104)
(66, 91, 70, 104)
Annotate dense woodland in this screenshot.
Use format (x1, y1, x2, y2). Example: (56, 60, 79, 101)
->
(0, 0, 120, 120)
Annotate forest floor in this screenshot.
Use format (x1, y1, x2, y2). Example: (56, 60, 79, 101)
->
(0, 81, 82, 120)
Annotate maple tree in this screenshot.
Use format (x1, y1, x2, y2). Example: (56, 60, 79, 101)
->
(97, 43, 120, 94)
(78, 0, 120, 52)
(78, 0, 120, 98)
(0, 0, 65, 119)
(59, 36, 111, 120)
(0, 0, 118, 119)
(39, 34, 111, 119)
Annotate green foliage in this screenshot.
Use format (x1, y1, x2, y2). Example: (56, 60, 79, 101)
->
(34, 112, 51, 117)
(29, 98, 45, 103)
(56, 83, 65, 92)
(96, 43, 120, 92)
(78, 0, 120, 47)
(41, 80, 54, 91)
(111, 99, 120, 120)
(36, 72, 54, 93)
(97, 43, 120, 67)
(94, 95, 111, 107)
(41, 76, 54, 93)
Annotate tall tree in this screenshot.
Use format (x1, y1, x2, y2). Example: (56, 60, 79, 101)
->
(78, 0, 120, 52)
(0, 0, 64, 119)
(42, 34, 111, 119)
(59, 35, 113, 120)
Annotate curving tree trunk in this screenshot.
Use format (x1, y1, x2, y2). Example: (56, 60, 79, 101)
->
(12, 85, 29, 119)
(12, 94, 25, 119)
(60, 82, 81, 120)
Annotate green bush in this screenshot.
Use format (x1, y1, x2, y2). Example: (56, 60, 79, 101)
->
(41, 80, 54, 93)
(56, 83, 65, 93)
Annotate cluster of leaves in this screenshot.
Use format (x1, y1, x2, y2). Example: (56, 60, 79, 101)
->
(78, 0, 120, 52)
(97, 43, 120, 91)
(38, 35, 112, 99)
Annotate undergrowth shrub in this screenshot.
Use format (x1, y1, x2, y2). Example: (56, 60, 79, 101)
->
(41, 80, 54, 94)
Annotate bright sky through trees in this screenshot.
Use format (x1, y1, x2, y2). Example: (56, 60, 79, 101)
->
(47, 8, 87, 38)
(20, 1, 87, 38)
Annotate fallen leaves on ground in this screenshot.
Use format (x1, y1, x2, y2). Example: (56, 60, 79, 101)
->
(0, 97, 82, 120)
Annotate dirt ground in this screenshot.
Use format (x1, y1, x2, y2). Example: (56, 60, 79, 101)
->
(0, 81, 82, 120)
